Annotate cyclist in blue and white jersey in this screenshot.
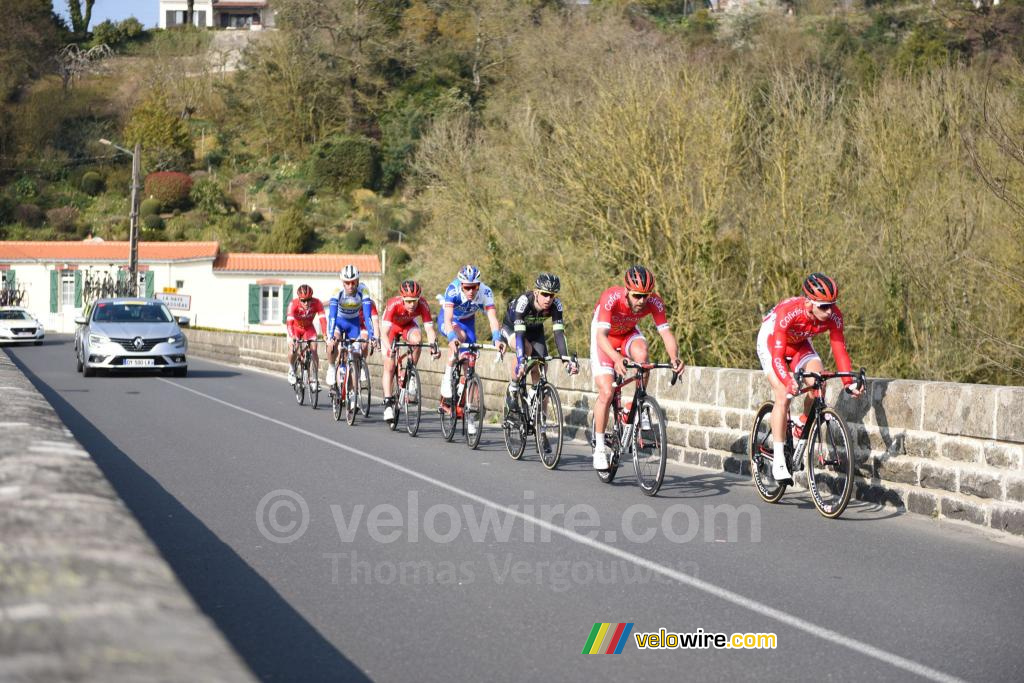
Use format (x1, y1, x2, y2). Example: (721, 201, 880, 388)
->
(326, 264, 381, 389)
(438, 264, 506, 399)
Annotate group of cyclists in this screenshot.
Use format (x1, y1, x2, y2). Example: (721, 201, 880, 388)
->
(284, 263, 862, 483)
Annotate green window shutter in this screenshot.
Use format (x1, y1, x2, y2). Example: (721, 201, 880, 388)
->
(145, 271, 155, 298)
(49, 270, 58, 313)
(6, 269, 14, 288)
(281, 285, 293, 323)
(74, 270, 83, 307)
(248, 284, 261, 324)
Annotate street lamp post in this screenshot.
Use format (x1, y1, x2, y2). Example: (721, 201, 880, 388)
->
(99, 138, 142, 296)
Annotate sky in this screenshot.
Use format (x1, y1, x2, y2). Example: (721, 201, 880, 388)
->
(55, 1, 159, 30)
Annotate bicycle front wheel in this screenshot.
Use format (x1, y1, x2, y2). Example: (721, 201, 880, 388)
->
(357, 359, 372, 417)
(345, 365, 359, 426)
(503, 395, 527, 460)
(404, 365, 422, 437)
(440, 375, 458, 442)
(805, 408, 855, 519)
(293, 362, 305, 405)
(632, 396, 667, 496)
(465, 375, 484, 450)
(309, 361, 319, 410)
(535, 384, 563, 470)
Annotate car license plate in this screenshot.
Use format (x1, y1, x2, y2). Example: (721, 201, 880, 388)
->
(124, 358, 154, 367)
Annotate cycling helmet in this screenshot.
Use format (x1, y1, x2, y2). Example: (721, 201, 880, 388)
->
(297, 284, 313, 299)
(624, 265, 655, 294)
(457, 265, 481, 285)
(802, 272, 838, 304)
(340, 264, 360, 282)
(534, 272, 561, 293)
(399, 279, 422, 298)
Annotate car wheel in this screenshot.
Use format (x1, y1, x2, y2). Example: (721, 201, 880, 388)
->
(83, 362, 96, 377)
(76, 353, 83, 373)
(173, 367, 188, 378)
(34, 340, 42, 346)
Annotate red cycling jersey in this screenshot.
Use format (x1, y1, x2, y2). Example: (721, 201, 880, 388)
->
(382, 295, 433, 328)
(287, 297, 327, 339)
(764, 297, 852, 385)
(592, 286, 670, 336)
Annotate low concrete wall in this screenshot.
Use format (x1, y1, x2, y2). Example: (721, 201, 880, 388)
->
(0, 350, 254, 682)
(185, 328, 1024, 537)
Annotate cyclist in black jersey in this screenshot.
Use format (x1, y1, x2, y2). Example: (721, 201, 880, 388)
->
(501, 274, 580, 397)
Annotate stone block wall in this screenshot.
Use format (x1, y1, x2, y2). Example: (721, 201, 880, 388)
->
(185, 329, 1024, 537)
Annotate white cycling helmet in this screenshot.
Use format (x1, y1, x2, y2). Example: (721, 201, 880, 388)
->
(457, 264, 481, 285)
(340, 264, 360, 282)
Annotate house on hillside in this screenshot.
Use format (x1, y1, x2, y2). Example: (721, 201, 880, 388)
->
(0, 240, 381, 334)
(159, 1, 276, 30)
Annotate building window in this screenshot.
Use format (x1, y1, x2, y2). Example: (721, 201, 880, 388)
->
(176, 280, 185, 290)
(260, 285, 281, 323)
(61, 271, 76, 309)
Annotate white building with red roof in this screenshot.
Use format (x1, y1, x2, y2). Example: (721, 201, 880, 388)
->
(0, 240, 382, 333)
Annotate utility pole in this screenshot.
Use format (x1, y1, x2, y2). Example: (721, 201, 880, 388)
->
(129, 142, 141, 296)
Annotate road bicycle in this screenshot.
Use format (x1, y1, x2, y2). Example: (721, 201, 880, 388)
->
(502, 354, 576, 470)
(587, 360, 679, 496)
(385, 339, 437, 437)
(330, 336, 374, 425)
(749, 368, 866, 519)
(291, 338, 321, 409)
(438, 342, 490, 450)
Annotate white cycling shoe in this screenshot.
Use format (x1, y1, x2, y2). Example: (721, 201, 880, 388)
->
(772, 457, 792, 484)
(383, 405, 395, 422)
(287, 368, 297, 385)
(592, 448, 610, 470)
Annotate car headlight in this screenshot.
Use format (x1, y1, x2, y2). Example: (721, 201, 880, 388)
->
(88, 333, 109, 345)
(168, 334, 185, 345)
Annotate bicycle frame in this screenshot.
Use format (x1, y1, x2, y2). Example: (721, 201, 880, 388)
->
(785, 368, 866, 461)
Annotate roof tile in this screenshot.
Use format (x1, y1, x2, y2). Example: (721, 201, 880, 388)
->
(213, 253, 382, 273)
(0, 241, 220, 262)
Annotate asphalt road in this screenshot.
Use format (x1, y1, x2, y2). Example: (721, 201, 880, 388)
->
(7, 337, 1024, 682)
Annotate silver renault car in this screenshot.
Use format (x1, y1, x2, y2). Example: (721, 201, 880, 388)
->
(75, 298, 189, 377)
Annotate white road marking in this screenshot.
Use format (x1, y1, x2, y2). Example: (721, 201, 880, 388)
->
(161, 378, 963, 683)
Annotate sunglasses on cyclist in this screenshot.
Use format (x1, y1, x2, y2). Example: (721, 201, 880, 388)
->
(462, 285, 479, 293)
(536, 290, 556, 298)
(813, 302, 835, 311)
(628, 292, 649, 301)
(402, 298, 419, 305)
(299, 297, 313, 304)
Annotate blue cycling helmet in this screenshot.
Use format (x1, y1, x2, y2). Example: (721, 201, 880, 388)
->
(457, 265, 481, 285)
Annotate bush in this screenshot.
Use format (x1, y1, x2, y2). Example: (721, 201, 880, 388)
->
(81, 171, 104, 196)
(143, 214, 165, 230)
(144, 171, 193, 210)
(12, 177, 38, 200)
(46, 206, 79, 234)
(259, 206, 314, 253)
(249, 210, 264, 223)
(14, 204, 43, 227)
(190, 177, 228, 214)
(140, 197, 161, 217)
(342, 228, 367, 252)
(308, 134, 380, 193)
(386, 245, 411, 268)
(90, 17, 144, 50)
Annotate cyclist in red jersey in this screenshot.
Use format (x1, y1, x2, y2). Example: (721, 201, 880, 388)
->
(381, 280, 441, 423)
(590, 265, 685, 470)
(756, 272, 863, 484)
(286, 284, 327, 387)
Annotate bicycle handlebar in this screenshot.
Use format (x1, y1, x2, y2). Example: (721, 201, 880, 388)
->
(790, 367, 867, 399)
(621, 359, 682, 386)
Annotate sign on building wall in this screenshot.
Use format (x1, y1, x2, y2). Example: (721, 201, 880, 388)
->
(156, 292, 192, 310)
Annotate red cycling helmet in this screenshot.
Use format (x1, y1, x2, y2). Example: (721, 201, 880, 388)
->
(624, 265, 656, 294)
(802, 272, 838, 304)
(297, 284, 313, 300)
(399, 279, 422, 298)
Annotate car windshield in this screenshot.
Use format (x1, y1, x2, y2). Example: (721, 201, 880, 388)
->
(0, 310, 31, 320)
(93, 302, 174, 323)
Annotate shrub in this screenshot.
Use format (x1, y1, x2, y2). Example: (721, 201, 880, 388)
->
(140, 197, 161, 217)
(386, 245, 411, 268)
(143, 214, 165, 230)
(342, 228, 367, 252)
(46, 206, 79, 234)
(308, 134, 380, 193)
(14, 203, 43, 227)
(144, 171, 193, 210)
(90, 17, 144, 49)
(190, 177, 227, 214)
(12, 177, 38, 200)
(249, 210, 264, 223)
(259, 206, 313, 253)
(81, 171, 104, 196)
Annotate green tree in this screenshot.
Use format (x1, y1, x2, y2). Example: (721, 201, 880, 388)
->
(0, 0, 63, 102)
(260, 205, 314, 252)
(123, 92, 194, 171)
(66, 0, 95, 35)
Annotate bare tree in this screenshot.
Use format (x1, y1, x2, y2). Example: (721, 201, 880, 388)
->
(53, 43, 113, 91)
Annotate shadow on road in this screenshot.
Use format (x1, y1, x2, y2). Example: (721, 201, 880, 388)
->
(10, 353, 371, 683)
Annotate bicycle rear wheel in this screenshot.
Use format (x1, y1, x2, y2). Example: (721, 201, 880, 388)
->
(345, 365, 359, 425)
(439, 372, 458, 442)
(633, 396, 667, 496)
(805, 408, 855, 519)
(535, 384, 563, 470)
(503, 393, 527, 460)
(404, 365, 422, 437)
(308, 360, 319, 410)
(750, 401, 787, 503)
(355, 357, 371, 417)
(293, 361, 305, 405)
(465, 375, 484, 450)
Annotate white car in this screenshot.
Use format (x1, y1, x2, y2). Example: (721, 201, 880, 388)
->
(76, 298, 188, 377)
(0, 307, 45, 345)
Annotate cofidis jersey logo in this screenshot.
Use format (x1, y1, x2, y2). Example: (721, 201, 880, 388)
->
(582, 623, 634, 654)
